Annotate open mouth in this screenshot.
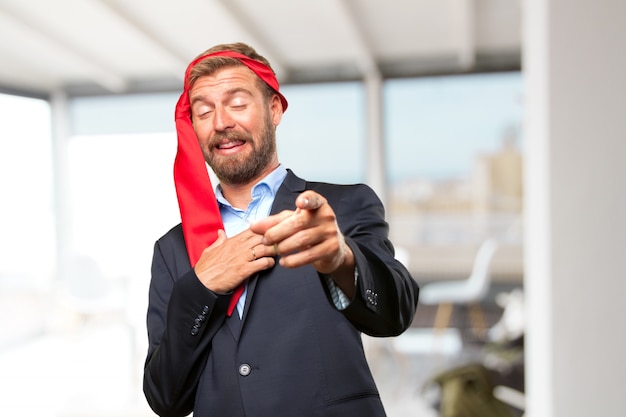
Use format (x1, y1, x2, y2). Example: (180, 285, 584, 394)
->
(216, 139, 246, 150)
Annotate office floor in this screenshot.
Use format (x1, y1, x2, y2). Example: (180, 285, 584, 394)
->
(369, 302, 525, 417)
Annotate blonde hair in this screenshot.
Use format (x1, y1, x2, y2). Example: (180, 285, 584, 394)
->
(187, 42, 277, 102)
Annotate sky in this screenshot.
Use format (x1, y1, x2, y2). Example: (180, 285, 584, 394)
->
(384, 72, 523, 181)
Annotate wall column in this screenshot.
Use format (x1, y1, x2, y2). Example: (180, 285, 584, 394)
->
(524, 1, 626, 416)
(364, 71, 387, 205)
(50, 90, 73, 283)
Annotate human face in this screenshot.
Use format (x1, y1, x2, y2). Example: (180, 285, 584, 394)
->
(189, 66, 283, 185)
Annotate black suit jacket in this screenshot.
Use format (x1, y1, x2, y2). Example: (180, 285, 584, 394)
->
(143, 170, 419, 417)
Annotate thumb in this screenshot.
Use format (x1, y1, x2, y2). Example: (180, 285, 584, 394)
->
(296, 191, 325, 210)
(213, 229, 227, 245)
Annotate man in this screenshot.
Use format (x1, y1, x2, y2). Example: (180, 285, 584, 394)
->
(143, 42, 419, 417)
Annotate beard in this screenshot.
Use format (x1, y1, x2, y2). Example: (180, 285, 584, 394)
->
(202, 111, 276, 185)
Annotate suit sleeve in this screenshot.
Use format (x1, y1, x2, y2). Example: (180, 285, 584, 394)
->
(332, 184, 419, 337)
(143, 238, 231, 417)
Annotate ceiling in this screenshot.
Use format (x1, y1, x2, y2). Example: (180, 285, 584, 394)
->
(0, 0, 522, 98)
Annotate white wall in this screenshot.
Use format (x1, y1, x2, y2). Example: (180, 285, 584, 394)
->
(524, 1, 626, 416)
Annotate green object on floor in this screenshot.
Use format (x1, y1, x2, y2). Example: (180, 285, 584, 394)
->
(431, 363, 515, 417)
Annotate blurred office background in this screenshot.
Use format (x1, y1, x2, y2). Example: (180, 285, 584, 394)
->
(0, 1, 624, 416)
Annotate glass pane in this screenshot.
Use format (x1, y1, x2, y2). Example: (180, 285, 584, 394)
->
(67, 132, 180, 277)
(278, 82, 365, 184)
(384, 72, 524, 335)
(0, 93, 54, 346)
(385, 72, 524, 248)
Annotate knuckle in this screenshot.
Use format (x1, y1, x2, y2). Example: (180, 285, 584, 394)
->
(295, 230, 312, 247)
(291, 213, 308, 229)
(279, 209, 293, 218)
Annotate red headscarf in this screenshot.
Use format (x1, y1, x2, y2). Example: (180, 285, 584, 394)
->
(173, 50, 287, 316)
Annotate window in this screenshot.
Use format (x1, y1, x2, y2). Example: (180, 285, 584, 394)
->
(0, 93, 54, 344)
(279, 82, 365, 184)
(384, 72, 524, 281)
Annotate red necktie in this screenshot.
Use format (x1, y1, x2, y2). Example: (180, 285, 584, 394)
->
(174, 51, 287, 317)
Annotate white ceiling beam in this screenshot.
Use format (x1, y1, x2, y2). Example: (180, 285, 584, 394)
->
(335, 0, 380, 78)
(0, 1, 128, 93)
(212, 0, 286, 79)
(458, 0, 477, 69)
(96, 0, 188, 80)
(334, 0, 385, 203)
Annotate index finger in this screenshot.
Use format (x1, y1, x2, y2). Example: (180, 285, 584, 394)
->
(249, 210, 294, 235)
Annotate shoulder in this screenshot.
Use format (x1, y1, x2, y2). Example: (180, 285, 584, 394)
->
(284, 170, 386, 228)
(156, 223, 184, 245)
(307, 180, 377, 198)
(154, 223, 187, 258)
(307, 180, 383, 213)
(152, 223, 192, 273)
(285, 169, 380, 204)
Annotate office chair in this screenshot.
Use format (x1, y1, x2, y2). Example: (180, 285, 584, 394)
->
(419, 239, 499, 338)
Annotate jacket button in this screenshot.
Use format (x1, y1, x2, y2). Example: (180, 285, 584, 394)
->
(239, 363, 251, 376)
(366, 289, 378, 306)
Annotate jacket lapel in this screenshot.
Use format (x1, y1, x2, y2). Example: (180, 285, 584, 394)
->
(225, 307, 243, 340)
(269, 169, 307, 215)
(236, 170, 306, 331)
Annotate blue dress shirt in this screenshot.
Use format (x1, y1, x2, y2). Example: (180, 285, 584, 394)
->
(215, 165, 350, 318)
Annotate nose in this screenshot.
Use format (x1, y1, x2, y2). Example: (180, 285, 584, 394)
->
(213, 106, 235, 132)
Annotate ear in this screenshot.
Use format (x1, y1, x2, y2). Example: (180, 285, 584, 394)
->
(269, 94, 284, 126)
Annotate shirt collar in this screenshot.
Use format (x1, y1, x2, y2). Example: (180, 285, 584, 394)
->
(215, 164, 288, 207)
